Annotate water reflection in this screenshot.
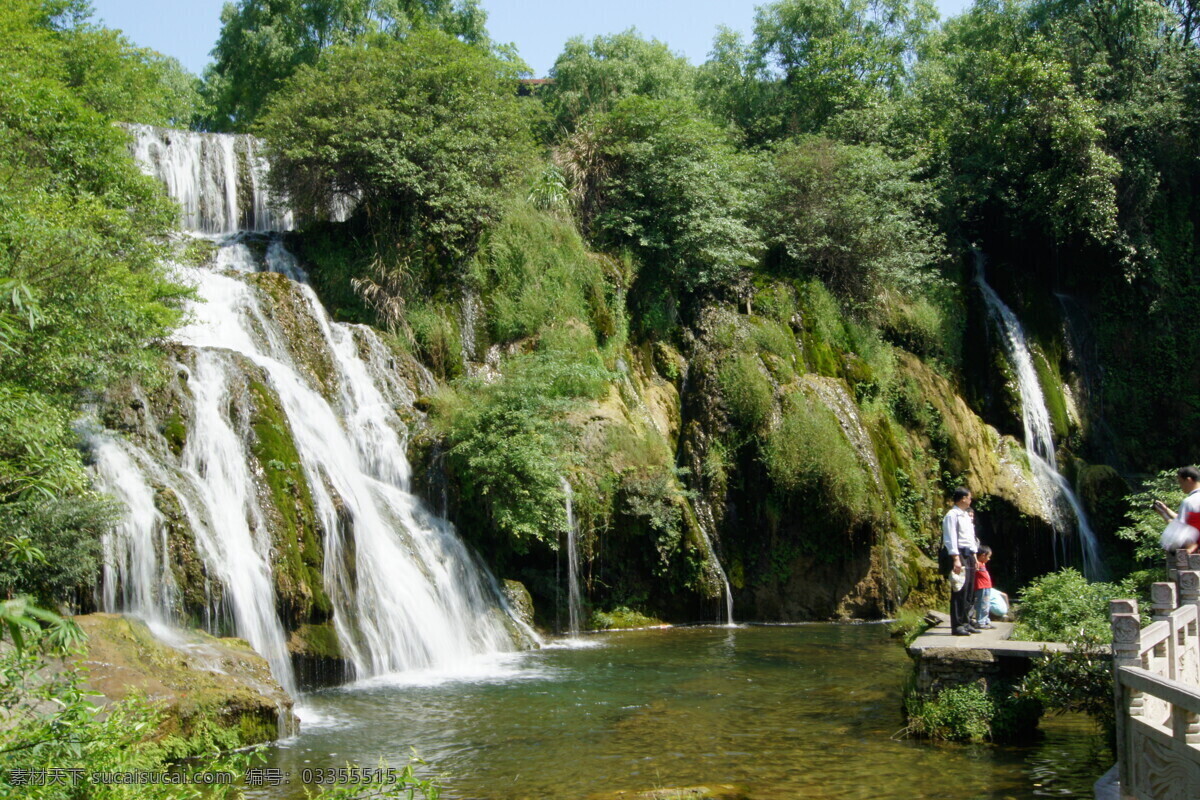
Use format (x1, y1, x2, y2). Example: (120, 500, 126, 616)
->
(261, 625, 1110, 799)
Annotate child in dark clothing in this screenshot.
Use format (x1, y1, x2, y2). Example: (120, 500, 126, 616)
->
(973, 545, 995, 629)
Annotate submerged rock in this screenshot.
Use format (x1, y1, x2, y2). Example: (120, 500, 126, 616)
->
(73, 613, 297, 744)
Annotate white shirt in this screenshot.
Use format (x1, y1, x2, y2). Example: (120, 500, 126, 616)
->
(1177, 488, 1200, 526)
(941, 505, 976, 553)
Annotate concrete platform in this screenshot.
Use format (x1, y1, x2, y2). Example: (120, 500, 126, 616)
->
(906, 611, 1073, 658)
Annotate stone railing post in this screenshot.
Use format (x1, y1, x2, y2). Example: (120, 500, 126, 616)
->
(1180, 569, 1200, 689)
(1151, 582, 1178, 680)
(1170, 548, 1191, 582)
(1111, 599, 1141, 797)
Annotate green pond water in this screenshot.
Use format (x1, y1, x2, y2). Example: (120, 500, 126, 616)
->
(266, 624, 1111, 799)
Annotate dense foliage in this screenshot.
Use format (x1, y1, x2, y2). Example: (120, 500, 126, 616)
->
(1011, 568, 1145, 642)
(259, 31, 531, 255)
(203, 0, 488, 130)
(0, 0, 188, 602)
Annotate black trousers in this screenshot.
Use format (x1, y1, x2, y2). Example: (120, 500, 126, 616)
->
(941, 547, 977, 631)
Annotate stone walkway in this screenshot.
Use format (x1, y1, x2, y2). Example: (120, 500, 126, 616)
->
(907, 611, 1070, 657)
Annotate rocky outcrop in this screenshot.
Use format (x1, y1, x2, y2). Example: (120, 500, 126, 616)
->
(73, 614, 296, 744)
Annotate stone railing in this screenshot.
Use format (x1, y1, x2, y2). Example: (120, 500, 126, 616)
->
(1108, 552, 1200, 799)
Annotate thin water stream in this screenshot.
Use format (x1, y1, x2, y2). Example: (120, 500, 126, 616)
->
(261, 625, 1109, 800)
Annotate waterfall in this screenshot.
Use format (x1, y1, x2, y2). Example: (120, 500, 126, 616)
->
(95, 126, 534, 695)
(975, 257, 1103, 579)
(127, 124, 295, 234)
(560, 477, 583, 634)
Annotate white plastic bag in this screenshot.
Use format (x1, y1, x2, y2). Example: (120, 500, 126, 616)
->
(1160, 519, 1200, 551)
(989, 591, 1008, 618)
(950, 569, 966, 592)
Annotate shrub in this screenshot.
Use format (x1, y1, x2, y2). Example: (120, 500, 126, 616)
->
(1011, 568, 1144, 643)
(904, 683, 994, 743)
(437, 345, 611, 553)
(1022, 632, 1116, 736)
(472, 203, 611, 344)
(719, 354, 775, 432)
(0, 498, 115, 606)
(1116, 469, 1186, 566)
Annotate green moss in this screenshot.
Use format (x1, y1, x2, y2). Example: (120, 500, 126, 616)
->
(159, 411, 187, 457)
(719, 354, 774, 432)
(289, 622, 343, 660)
(1030, 345, 1070, 442)
(246, 378, 329, 622)
(154, 487, 212, 622)
(591, 606, 663, 629)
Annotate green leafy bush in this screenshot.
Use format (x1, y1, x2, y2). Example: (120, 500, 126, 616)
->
(1011, 568, 1143, 643)
(472, 202, 611, 344)
(437, 343, 611, 552)
(719, 354, 775, 432)
(904, 683, 994, 743)
(0, 498, 115, 606)
(1022, 633, 1116, 736)
(1116, 470, 1185, 566)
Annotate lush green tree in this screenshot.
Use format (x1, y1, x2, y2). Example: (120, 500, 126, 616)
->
(903, 3, 1121, 247)
(259, 31, 531, 262)
(759, 135, 944, 307)
(545, 29, 696, 134)
(0, 0, 187, 602)
(203, 0, 488, 130)
(58, 26, 203, 126)
(699, 0, 936, 141)
(562, 96, 759, 301)
(0, 498, 113, 605)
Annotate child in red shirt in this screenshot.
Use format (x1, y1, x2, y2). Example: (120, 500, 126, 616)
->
(973, 545, 995, 629)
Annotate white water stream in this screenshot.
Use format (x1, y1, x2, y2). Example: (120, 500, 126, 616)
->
(975, 257, 1103, 578)
(560, 477, 583, 634)
(95, 125, 536, 702)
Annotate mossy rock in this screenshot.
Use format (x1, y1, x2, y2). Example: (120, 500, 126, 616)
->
(247, 271, 338, 400)
(72, 614, 295, 746)
(244, 376, 330, 624)
(502, 579, 536, 630)
(590, 606, 665, 629)
(1077, 462, 1130, 535)
(155, 486, 215, 621)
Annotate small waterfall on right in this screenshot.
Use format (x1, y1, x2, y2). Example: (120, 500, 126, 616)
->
(975, 257, 1103, 578)
(560, 477, 583, 634)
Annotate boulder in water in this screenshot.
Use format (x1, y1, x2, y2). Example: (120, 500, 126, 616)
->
(72, 613, 297, 745)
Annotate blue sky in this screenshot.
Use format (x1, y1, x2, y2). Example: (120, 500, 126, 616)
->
(90, 0, 975, 78)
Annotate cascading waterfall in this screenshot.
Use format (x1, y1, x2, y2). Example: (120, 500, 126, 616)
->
(560, 477, 583, 634)
(128, 124, 295, 234)
(96, 124, 535, 697)
(975, 257, 1103, 578)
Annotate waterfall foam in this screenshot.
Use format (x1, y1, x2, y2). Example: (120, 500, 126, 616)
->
(975, 256, 1103, 578)
(95, 126, 536, 700)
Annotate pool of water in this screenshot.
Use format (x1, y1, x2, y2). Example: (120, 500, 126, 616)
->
(265, 624, 1111, 799)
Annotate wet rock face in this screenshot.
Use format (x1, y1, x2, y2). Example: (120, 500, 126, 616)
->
(502, 579, 536, 630)
(72, 613, 297, 743)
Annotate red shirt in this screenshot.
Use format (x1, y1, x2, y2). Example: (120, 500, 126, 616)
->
(975, 562, 993, 590)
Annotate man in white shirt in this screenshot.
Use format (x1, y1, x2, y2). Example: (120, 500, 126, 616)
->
(941, 486, 979, 636)
(1153, 466, 1200, 555)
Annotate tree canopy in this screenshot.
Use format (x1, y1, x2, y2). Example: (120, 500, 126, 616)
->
(202, 0, 489, 130)
(259, 30, 532, 259)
